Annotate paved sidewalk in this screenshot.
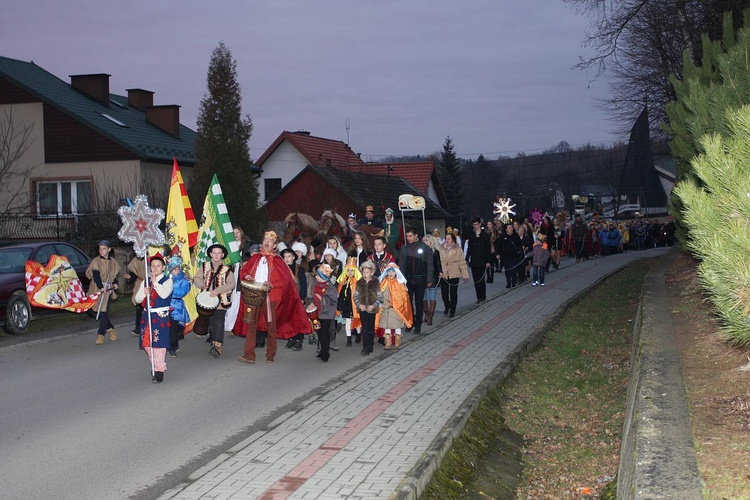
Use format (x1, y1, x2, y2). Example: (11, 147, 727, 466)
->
(160, 249, 669, 500)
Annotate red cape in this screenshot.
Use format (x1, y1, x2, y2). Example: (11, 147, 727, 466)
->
(232, 253, 312, 340)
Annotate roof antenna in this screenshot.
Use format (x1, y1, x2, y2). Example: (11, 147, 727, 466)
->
(346, 118, 350, 146)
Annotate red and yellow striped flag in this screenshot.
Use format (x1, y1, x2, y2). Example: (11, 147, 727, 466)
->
(167, 158, 199, 331)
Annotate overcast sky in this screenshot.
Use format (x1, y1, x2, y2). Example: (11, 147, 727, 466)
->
(2, 1, 617, 160)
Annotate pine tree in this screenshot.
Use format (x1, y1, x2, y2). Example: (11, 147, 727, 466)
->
(664, 10, 749, 244)
(189, 42, 265, 240)
(673, 105, 750, 346)
(437, 136, 464, 228)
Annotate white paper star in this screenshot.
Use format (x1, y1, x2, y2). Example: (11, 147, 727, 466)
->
(118, 194, 165, 257)
(493, 197, 516, 224)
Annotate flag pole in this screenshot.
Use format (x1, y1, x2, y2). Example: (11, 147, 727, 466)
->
(143, 257, 155, 377)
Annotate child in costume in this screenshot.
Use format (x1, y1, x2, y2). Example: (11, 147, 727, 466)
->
(354, 260, 382, 355)
(337, 256, 362, 347)
(312, 263, 338, 362)
(378, 263, 413, 350)
(167, 256, 191, 357)
(134, 253, 173, 383)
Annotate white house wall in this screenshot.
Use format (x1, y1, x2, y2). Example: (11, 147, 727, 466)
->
(258, 140, 308, 202)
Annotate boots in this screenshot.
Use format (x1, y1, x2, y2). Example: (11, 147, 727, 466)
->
(384, 333, 392, 350)
(330, 330, 339, 351)
(346, 336, 352, 347)
(355, 331, 361, 344)
(292, 338, 303, 351)
(209, 341, 222, 357)
(394, 334, 401, 349)
(285, 338, 295, 349)
(107, 327, 117, 341)
(95, 334, 105, 345)
(426, 300, 436, 325)
(152, 371, 164, 383)
(423, 300, 429, 323)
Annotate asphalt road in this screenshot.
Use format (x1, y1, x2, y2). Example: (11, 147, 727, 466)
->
(0, 278, 485, 500)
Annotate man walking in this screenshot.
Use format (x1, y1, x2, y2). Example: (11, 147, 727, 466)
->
(465, 217, 492, 303)
(398, 227, 433, 333)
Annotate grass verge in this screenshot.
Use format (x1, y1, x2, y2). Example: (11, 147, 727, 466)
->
(423, 259, 656, 499)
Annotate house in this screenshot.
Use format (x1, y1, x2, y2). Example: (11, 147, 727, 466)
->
(0, 55, 197, 220)
(264, 164, 452, 237)
(256, 130, 450, 224)
(256, 130, 365, 202)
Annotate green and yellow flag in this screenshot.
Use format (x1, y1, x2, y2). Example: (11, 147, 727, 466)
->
(194, 174, 241, 265)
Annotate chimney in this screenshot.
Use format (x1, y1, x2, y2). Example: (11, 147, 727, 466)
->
(145, 105, 181, 137)
(70, 73, 111, 106)
(126, 88, 154, 109)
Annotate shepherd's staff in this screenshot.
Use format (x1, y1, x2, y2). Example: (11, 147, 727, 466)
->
(95, 271, 113, 320)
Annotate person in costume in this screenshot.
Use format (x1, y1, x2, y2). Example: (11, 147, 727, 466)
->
(124, 254, 145, 336)
(321, 247, 342, 279)
(167, 256, 190, 357)
(86, 240, 120, 345)
(354, 260, 382, 355)
(134, 253, 173, 383)
(326, 236, 347, 270)
(378, 263, 413, 350)
(337, 256, 362, 347)
(312, 263, 338, 362)
(236, 231, 311, 364)
(192, 243, 235, 357)
(281, 248, 308, 351)
(383, 208, 403, 252)
(224, 226, 250, 331)
(358, 205, 384, 229)
(368, 236, 396, 275)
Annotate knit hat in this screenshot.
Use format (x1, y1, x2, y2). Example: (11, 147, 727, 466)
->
(167, 255, 183, 269)
(316, 263, 333, 281)
(291, 241, 308, 255)
(322, 247, 338, 260)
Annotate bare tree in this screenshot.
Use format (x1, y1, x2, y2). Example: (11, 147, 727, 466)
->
(566, 0, 750, 136)
(0, 108, 37, 212)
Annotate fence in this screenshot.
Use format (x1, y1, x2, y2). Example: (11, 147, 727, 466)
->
(0, 211, 122, 255)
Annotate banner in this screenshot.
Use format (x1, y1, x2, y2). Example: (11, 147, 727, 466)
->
(25, 255, 101, 312)
(194, 174, 241, 265)
(166, 158, 200, 330)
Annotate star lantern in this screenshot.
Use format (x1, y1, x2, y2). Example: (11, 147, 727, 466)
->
(117, 194, 165, 257)
(493, 196, 516, 224)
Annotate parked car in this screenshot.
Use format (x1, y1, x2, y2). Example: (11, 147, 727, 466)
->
(0, 242, 92, 334)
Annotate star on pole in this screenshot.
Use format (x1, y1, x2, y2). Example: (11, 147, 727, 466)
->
(118, 194, 165, 257)
(493, 196, 516, 224)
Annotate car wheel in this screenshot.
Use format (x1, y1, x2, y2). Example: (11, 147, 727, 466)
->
(5, 291, 31, 335)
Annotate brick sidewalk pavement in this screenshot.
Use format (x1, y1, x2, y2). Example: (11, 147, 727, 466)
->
(160, 249, 668, 500)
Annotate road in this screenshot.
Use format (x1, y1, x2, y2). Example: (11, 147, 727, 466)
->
(0, 278, 487, 499)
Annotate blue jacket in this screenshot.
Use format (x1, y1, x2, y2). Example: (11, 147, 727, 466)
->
(169, 270, 191, 325)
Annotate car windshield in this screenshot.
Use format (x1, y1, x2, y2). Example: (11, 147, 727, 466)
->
(0, 247, 34, 274)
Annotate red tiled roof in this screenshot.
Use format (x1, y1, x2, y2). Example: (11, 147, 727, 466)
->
(342, 162, 435, 193)
(256, 130, 365, 169)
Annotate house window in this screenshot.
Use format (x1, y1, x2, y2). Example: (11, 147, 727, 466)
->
(265, 178, 282, 200)
(36, 180, 92, 215)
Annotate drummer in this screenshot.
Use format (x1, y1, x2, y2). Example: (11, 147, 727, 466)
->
(192, 243, 235, 357)
(237, 230, 311, 364)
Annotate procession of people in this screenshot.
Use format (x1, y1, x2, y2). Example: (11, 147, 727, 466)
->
(111, 201, 671, 384)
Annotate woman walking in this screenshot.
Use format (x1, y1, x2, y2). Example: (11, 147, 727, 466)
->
(438, 233, 469, 317)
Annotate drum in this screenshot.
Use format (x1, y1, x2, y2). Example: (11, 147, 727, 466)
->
(194, 291, 220, 336)
(306, 302, 321, 331)
(240, 280, 270, 324)
(196, 291, 220, 316)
